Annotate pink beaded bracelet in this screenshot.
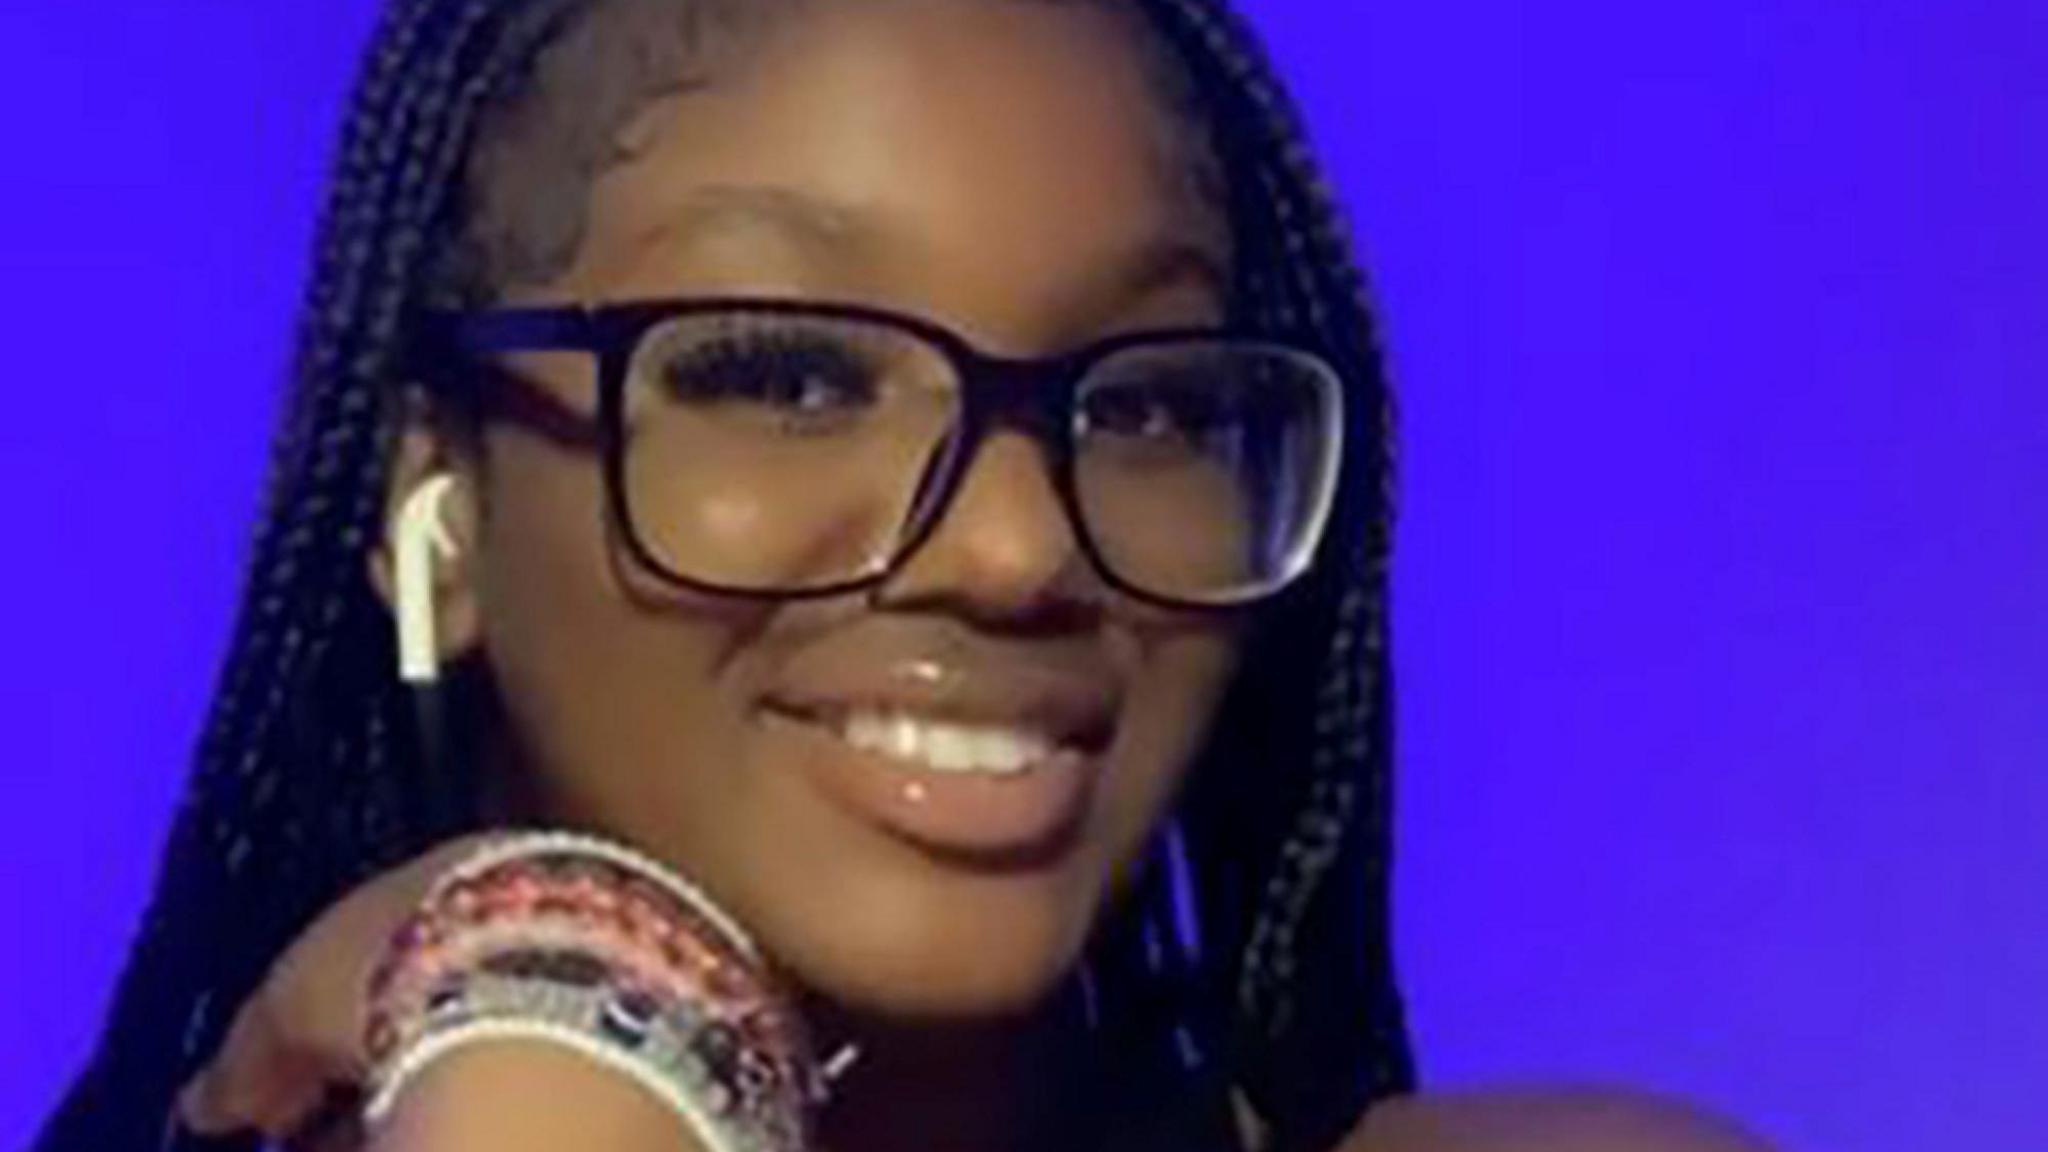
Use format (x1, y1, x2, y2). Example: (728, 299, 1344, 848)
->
(361, 831, 825, 1152)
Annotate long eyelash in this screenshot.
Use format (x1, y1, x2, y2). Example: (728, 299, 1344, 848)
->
(660, 333, 872, 400)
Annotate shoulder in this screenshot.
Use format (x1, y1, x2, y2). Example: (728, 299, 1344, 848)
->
(1337, 1088, 1775, 1152)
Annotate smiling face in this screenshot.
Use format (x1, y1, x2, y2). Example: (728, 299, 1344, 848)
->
(422, 0, 1242, 1020)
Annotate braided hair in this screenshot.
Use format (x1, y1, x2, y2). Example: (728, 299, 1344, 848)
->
(33, 1, 1411, 1149)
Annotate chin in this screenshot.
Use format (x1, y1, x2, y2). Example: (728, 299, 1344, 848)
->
(756, 863, 1103, 1024)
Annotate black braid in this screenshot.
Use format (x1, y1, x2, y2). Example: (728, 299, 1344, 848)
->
(33, 3, 1409, 1150)
(29, 4, 577, 1147)
(1119, 1, 1413, 1147)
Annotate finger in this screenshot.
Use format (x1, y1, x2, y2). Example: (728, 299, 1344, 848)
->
(175, 1068, 227, 1135)
(183, 836, 494, 1137)
(179, 988, 328, 1137)
(251, 1055, 338, 1142)
(178, 993, 271, 1133)
(183, 1054, 335, 1142)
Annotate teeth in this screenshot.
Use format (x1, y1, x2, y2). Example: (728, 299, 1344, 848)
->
(837, 709, 1059, 776)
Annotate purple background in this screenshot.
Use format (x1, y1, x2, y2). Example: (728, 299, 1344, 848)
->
(3, 2, 2041, 1149)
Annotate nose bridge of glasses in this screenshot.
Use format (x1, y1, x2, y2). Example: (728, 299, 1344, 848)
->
(868, 344, 1078, 590)
(889, 420, 1082, 606)
(911, 344, 1085, 532)
(951, 346, 1079, 444)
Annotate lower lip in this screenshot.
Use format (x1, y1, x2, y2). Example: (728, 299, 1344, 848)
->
(757, 709, 1096, 859)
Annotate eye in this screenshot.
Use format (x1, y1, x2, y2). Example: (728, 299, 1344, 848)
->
(656, 330, 881, 434)
(1081, 372, 1235, 446)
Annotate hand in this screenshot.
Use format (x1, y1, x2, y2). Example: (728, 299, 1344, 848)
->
(177, 836, 493, 1145)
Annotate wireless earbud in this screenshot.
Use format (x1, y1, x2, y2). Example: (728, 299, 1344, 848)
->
(392, 474, 460, 685)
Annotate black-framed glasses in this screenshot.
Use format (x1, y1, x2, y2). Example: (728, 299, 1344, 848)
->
(415, 298, 1345, 609)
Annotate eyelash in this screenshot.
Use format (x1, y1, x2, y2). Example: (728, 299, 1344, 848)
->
(652, 330, 884, 437)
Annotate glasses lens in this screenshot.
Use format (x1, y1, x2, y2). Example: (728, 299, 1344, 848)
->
(1074, 340, 1342, 604)
(621, 308, 960, 591)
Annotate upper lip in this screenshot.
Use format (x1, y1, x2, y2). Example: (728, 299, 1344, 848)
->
(760, 640, 1122, 753)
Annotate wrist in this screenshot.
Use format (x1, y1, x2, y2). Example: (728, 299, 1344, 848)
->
(360, 830, 819, 1152)
(372, 1042, 705, 1152)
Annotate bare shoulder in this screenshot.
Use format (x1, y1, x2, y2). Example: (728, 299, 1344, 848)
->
(1339, 1088, 1776, 1152)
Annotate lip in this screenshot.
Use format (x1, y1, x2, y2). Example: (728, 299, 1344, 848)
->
(764, 694, 1115, 756)
(755, 640, 1122, 861)
(756, 704, 1098, 863)
(763, 656, 1120, 753)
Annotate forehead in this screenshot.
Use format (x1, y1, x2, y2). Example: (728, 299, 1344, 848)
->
(533, 0, 1225, 345)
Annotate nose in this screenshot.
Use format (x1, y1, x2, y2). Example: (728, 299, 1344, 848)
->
(872, 430, 1095, 624)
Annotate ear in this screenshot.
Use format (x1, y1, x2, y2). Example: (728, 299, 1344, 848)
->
(368, 407, 484, 669)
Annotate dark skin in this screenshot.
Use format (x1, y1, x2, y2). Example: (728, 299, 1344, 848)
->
(454, 0, 1243, 1037)
(181, 2, 1774, 1149)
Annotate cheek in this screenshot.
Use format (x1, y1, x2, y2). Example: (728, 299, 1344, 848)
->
(629, 417, 931, 590)
(1078, 464, 1254, 597)
(469, 434, 762, 867)
(1097, 623, 1239, 875)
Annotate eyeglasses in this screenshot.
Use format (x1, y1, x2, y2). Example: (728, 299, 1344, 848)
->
(416, 298, 1345, 609)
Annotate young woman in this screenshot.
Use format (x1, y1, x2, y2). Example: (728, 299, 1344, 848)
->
(36, 1, 1766, 1149)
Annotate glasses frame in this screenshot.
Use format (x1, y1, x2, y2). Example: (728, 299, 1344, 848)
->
(414, 297, 1346, 610)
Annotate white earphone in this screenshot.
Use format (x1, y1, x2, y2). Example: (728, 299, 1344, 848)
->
(392, 473, 460, 686)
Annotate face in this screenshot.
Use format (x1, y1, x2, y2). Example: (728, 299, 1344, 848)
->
(419, 0, 1242, 1020)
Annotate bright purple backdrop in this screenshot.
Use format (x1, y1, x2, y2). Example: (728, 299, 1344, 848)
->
(3, 3, 2041, 1149)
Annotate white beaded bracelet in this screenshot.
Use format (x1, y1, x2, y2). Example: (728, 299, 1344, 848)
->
(363, 1016, 756, 1152)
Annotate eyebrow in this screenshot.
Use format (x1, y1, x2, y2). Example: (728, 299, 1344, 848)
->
(641, 184, 871, 253)
(1089, 233, 1229, 319)
(626, 183, 1229, 319)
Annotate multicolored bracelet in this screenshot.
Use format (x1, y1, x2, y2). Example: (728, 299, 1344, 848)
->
(361, 831, 822, 1152)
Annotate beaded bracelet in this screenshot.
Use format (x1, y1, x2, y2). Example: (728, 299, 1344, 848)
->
(422, 831, 758, 960)
(365, 833, 799, 1063)
(361, 831, 820, 1152)
(364, 970, 808, 1152)
(365, 860, 783, 1064)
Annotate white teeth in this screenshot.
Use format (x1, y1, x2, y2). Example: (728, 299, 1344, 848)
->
(835, 709, 1059, 776)
(925, 725, 977, 772)
(976, 730, 1034, 774)
(888, 715, 920, 761)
